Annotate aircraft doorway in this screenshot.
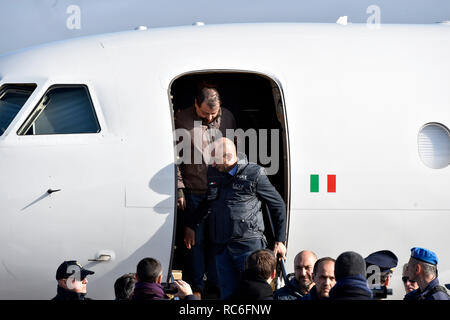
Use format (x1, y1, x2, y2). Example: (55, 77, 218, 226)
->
(168, 71, 291, 287)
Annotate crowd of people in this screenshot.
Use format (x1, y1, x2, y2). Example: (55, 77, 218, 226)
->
(52, 80, 449, 301)
(52, 246, 449, 301)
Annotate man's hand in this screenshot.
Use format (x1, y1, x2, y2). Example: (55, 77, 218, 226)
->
(273, 241, 287, 260)
(184, 227, 195, 249)
(177, 196, 186, 211)
(174, 280, 193, 298)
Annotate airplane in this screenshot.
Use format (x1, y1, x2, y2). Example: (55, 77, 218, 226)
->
(0, 22, 449, 300)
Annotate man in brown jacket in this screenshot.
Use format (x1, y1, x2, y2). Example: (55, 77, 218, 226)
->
(175, 83, 236, 298)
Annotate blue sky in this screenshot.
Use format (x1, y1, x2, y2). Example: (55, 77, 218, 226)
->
(0, 0, 449, 54)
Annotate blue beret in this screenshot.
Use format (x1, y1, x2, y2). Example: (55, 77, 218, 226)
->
(365, 250, 398, 272)
(411, 247, 438, 265)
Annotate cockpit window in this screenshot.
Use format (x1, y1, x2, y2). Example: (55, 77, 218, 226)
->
(0, 84, 36, 136)
(18, 85, 101, 135)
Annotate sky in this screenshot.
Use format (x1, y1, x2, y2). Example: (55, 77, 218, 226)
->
(0, 0, 449, 54)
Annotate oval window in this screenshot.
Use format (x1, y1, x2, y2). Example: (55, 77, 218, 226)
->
(418, 123, 450, 169)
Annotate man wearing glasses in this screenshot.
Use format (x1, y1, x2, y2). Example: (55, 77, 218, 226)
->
(402, 263, 418, 294)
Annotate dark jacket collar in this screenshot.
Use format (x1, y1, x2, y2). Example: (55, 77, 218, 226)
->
(302, 285, 322, 300)
(133, 282, 168, 300)
(329, 275, 373, 300)
(53, 285, 87, 300)
(232, 270, 274, 300)
(406, 277, 441, 300)
(235, 161, 251, 175)
(421, 277, 440, 294)
(284, 273, 305, 297)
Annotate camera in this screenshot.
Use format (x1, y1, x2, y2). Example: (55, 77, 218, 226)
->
(371, 286, 392, 299)
(162, 282, 178, 294)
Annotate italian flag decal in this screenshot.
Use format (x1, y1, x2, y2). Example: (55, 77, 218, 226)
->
(310, 174, 336, 193)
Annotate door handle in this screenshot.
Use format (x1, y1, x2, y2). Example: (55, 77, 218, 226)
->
(88, 250, 115, 262)
(88, 254, 111, 262)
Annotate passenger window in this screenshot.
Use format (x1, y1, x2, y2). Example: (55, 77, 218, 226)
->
(18, 85, 100, 135)
(0, 84, 37, 136)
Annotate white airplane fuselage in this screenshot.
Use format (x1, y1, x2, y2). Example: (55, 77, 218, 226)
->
(0, 23, 449, 300)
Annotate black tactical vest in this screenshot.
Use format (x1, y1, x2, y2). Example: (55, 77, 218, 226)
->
(206, 163, 266, 244)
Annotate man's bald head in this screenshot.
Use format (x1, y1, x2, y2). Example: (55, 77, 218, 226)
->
(294, 250, 317, 266)
(293, 250, 318, 294)
(212, 138, 237, 172)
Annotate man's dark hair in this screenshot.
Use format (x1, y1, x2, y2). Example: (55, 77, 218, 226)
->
(136, 258, 162, 283)
(114, 273, 137, 300)
(245, 249, 277, 280)
(195, 82, 221, 109)
(313, 257, 336, 276)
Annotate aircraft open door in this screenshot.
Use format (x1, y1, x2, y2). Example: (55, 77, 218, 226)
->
(167, 71, 291, 288)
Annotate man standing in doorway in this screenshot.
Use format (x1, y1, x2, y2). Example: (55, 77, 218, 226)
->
(175, 82, 236, 298)
(185, 138, 287, 300)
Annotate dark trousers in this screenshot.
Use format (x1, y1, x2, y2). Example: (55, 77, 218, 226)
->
(215, 239, 265, 300)
(183, 193, 219, 293)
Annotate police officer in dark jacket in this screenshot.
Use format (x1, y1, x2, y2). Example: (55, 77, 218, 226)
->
(404, 247, 450, 300)
(185, 138, 287, 300)
(365, 250, 398, 300)
(52, 260, 94, 300)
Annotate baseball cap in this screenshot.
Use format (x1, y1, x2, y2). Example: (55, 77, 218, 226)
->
(56, 260, 95, 280)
